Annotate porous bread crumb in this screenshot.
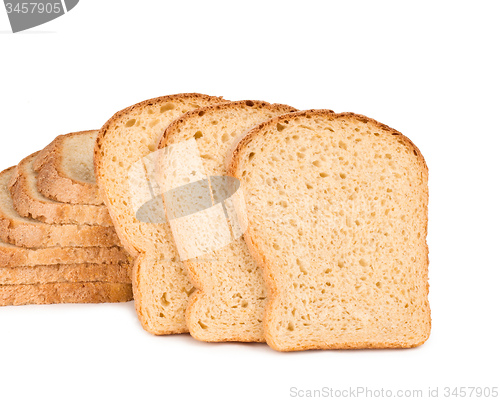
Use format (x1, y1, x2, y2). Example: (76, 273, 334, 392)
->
(229, 110, 430, 351)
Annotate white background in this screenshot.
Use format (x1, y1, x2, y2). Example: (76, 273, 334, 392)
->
(1, 1, 499, 400)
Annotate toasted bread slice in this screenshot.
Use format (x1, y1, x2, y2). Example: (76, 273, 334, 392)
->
(0, 239, 129, 267)
(33, 130, 103, 205)
(9, 152, 112, 226)
(0, 263, 131, 285)
(158, 100, 297, 342)
(95, 93, 226, 334)
(228, 111, 430, 351)
(0, 282, 132, 306)
(0, 167, 120, 248)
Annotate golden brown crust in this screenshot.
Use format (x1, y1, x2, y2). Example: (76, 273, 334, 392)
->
(158, 99, 296, 149)
(95, 93, 225, 183)
(0, 242, 131, 267)
(0, 217, 120, 248)
(228, 110, 428, 176)
(0, 167, 121, 248)
(0, 282, 133, 306)
(228, 110, 430, 351)
(0, 263, 131, 285)
(33, 130, 104, 205)
(9, 152, 113, 226)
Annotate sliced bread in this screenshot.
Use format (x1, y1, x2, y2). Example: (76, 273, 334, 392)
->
(0, 263, 131, 285)
(95, 93, 226, 334)
(0, 239, 129, 267)
(9, 152, 112, 226)
(33, 130, 104, 205)
(0, 282, 133, 306)
(228, 111, 430, 351)
(158, 100, 297, 342)
(0, 167, 120, 248)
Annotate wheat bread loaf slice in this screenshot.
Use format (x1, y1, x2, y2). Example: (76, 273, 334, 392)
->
(9, 152, 112, 226)
(95, 93, 226, 334)
(0, 282, 132, 306)
(228, 111, 430, 351)
(33, 130, 103, 205)
(0, 239, 129, 267)
(158, 100, 297, 342)
(0, 263, 131, 285)
(0, 167, 120, 248)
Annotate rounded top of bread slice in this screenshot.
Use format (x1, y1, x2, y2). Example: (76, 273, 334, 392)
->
(33, 130, 99, 184)
(33, 130, 103, 205)
(229, 110, 427, 175)
(159, 100, 297, 175)
(94, 93, 226, 255)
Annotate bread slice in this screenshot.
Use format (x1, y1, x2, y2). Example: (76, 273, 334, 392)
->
(158, 100, 297, 342)
(95, 93, 226, 334)
(228, 111, 430, 351)
(0, 239, 129, 267)
(33, 130, 103, 205)
(0, 263, 131, 285)
(0, 282, 132, 306)
(0, 167, 120, 248)
(9, 152, 112, 226)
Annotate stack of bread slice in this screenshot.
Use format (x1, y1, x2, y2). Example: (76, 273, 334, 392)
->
(0, 131, 132, 306)
(95, 93, 430, 351)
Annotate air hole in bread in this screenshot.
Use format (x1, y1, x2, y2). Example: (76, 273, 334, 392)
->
(277, 123, 286, 132)
(160, 103, 175, 113)
(125, 119, 136, 127)
(160, 293, 170, 307)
